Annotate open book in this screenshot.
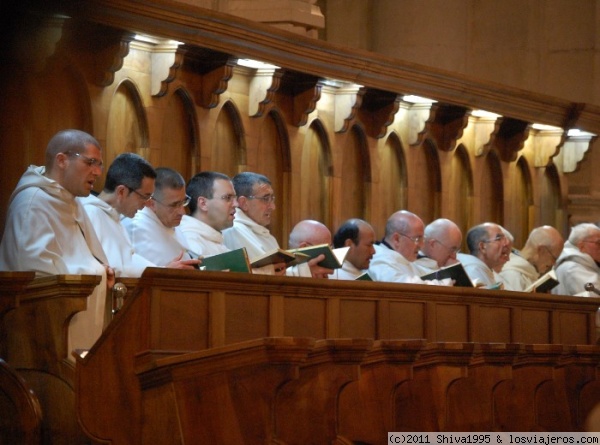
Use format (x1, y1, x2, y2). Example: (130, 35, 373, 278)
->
(525, 269, 559, 293)
(201, 248, 252, 273)
(287, 244, 350, 269)
(250, 248, 298, 269)
(420, 262, 474, 287)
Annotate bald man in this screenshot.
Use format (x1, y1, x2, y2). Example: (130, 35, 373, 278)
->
(414, 218, 462, 274)
(499, 225, 564, 292)
(368, 210, 449, 285)
(458, 222, 511, 288)
(287, 219, 333, 278)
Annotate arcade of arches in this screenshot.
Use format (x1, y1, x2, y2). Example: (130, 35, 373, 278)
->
(1, 0, 599, 251)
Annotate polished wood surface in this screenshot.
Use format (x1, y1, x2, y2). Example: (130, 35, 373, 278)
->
(70, 269, 600, 444)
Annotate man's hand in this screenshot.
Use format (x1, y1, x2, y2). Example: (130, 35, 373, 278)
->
(166, 251, 202, 270)
(272, 262, 287, 275)
(104, 265, 116, 290)
(308, 254, 333, 279)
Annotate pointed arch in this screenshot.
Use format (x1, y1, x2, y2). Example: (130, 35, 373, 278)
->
(540, 163, 562, 229)
(418, 139, 441, 223)
(255, 108, 291, 244)
(338, 124, 370, 223)
(106, 78, 149, 165)
(160, 87, 199, 178)
(299, 119, 332, 226)
(450, 144, 473, 239)
(480, 150, 504, 224)
(212, 100, 246, 176)
(375, 131, 407, 238)
(512, 156, 533, 246)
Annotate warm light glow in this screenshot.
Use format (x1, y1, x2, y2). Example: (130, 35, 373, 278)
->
(402, 95, 436, 104)
(531, 123, 562, 131)
(471, 109, 501, 119)
(237, 58, 280, 69)
(567, 129, 596, 138)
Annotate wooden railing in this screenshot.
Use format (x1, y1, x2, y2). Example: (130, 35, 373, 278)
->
(2, 269, 600, 443)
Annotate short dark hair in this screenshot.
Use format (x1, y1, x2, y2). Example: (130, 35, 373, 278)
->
(232, 172, 271, 197)
(466, 224, 489, 254)
(154, 167, 185, 198)
(333, 219, 362, 248)
(187, 171, 231, 214)
(103, 153, 156, 193)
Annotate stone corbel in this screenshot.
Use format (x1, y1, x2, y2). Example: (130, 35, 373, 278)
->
(248, 68, 283, 117)
(63, 21, 134, 87)
(150, 42, 185, 97)
(11, 14, 67, 73)
(530, 128, 563, 168)
(333, 84, 364, 133)
(553, 131, 597, 173)
(183, 47, 237, 109)
(425, 104, 469, 152)
(483, 117, 530, 162)
(470, 114, 500, 157)
(276, 70, 322, 127)
(399, 101, 435, 146)
(356, 88, 401, 139)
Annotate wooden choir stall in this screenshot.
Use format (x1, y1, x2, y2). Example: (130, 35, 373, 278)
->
(2, 269, 600, 444)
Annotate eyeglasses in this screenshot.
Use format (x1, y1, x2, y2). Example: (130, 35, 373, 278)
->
(433, 238, 460, 254)
(482, 233, 506, 243)
(247, 194, 275, 204)
(127, 187, 153, 202)
(153, 194, 191, 208)
(543, 245, 558, 261)
(398, 232, 423, 244)
(65, 152, 103, 169)
(211, 194, 237, 203)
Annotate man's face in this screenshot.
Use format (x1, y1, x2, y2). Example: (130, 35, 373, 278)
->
(118, 176, 155, 218)
(61, 144, 103, 197)
(239, 182, 275, 227)
(394, 220, 425, 262)
(478, 225, 510, 270)
(425, 229, 462, 267)
(579, 232, 600, 263)
(346, 225, 376, 270)
(204, 179, 238, 231)
(149, 186, 188, 228)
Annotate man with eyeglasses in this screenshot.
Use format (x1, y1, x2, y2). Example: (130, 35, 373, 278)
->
(81, 153, 198, 276)
(552, 223, 600, 296)
(223, 172, 332, 277)
(368, 210, 451, 284)
(498, 225, 564, 292)
(179, 171, 239, 258)
(414, 218, 463, 274)
(123, 167, 199, 267)
(0, 129, 114, 354)
(458, 222, 511, 288)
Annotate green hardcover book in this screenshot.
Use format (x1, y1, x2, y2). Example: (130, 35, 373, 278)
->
(201, 248, 251, 273)
(287, 244, 350, 269)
